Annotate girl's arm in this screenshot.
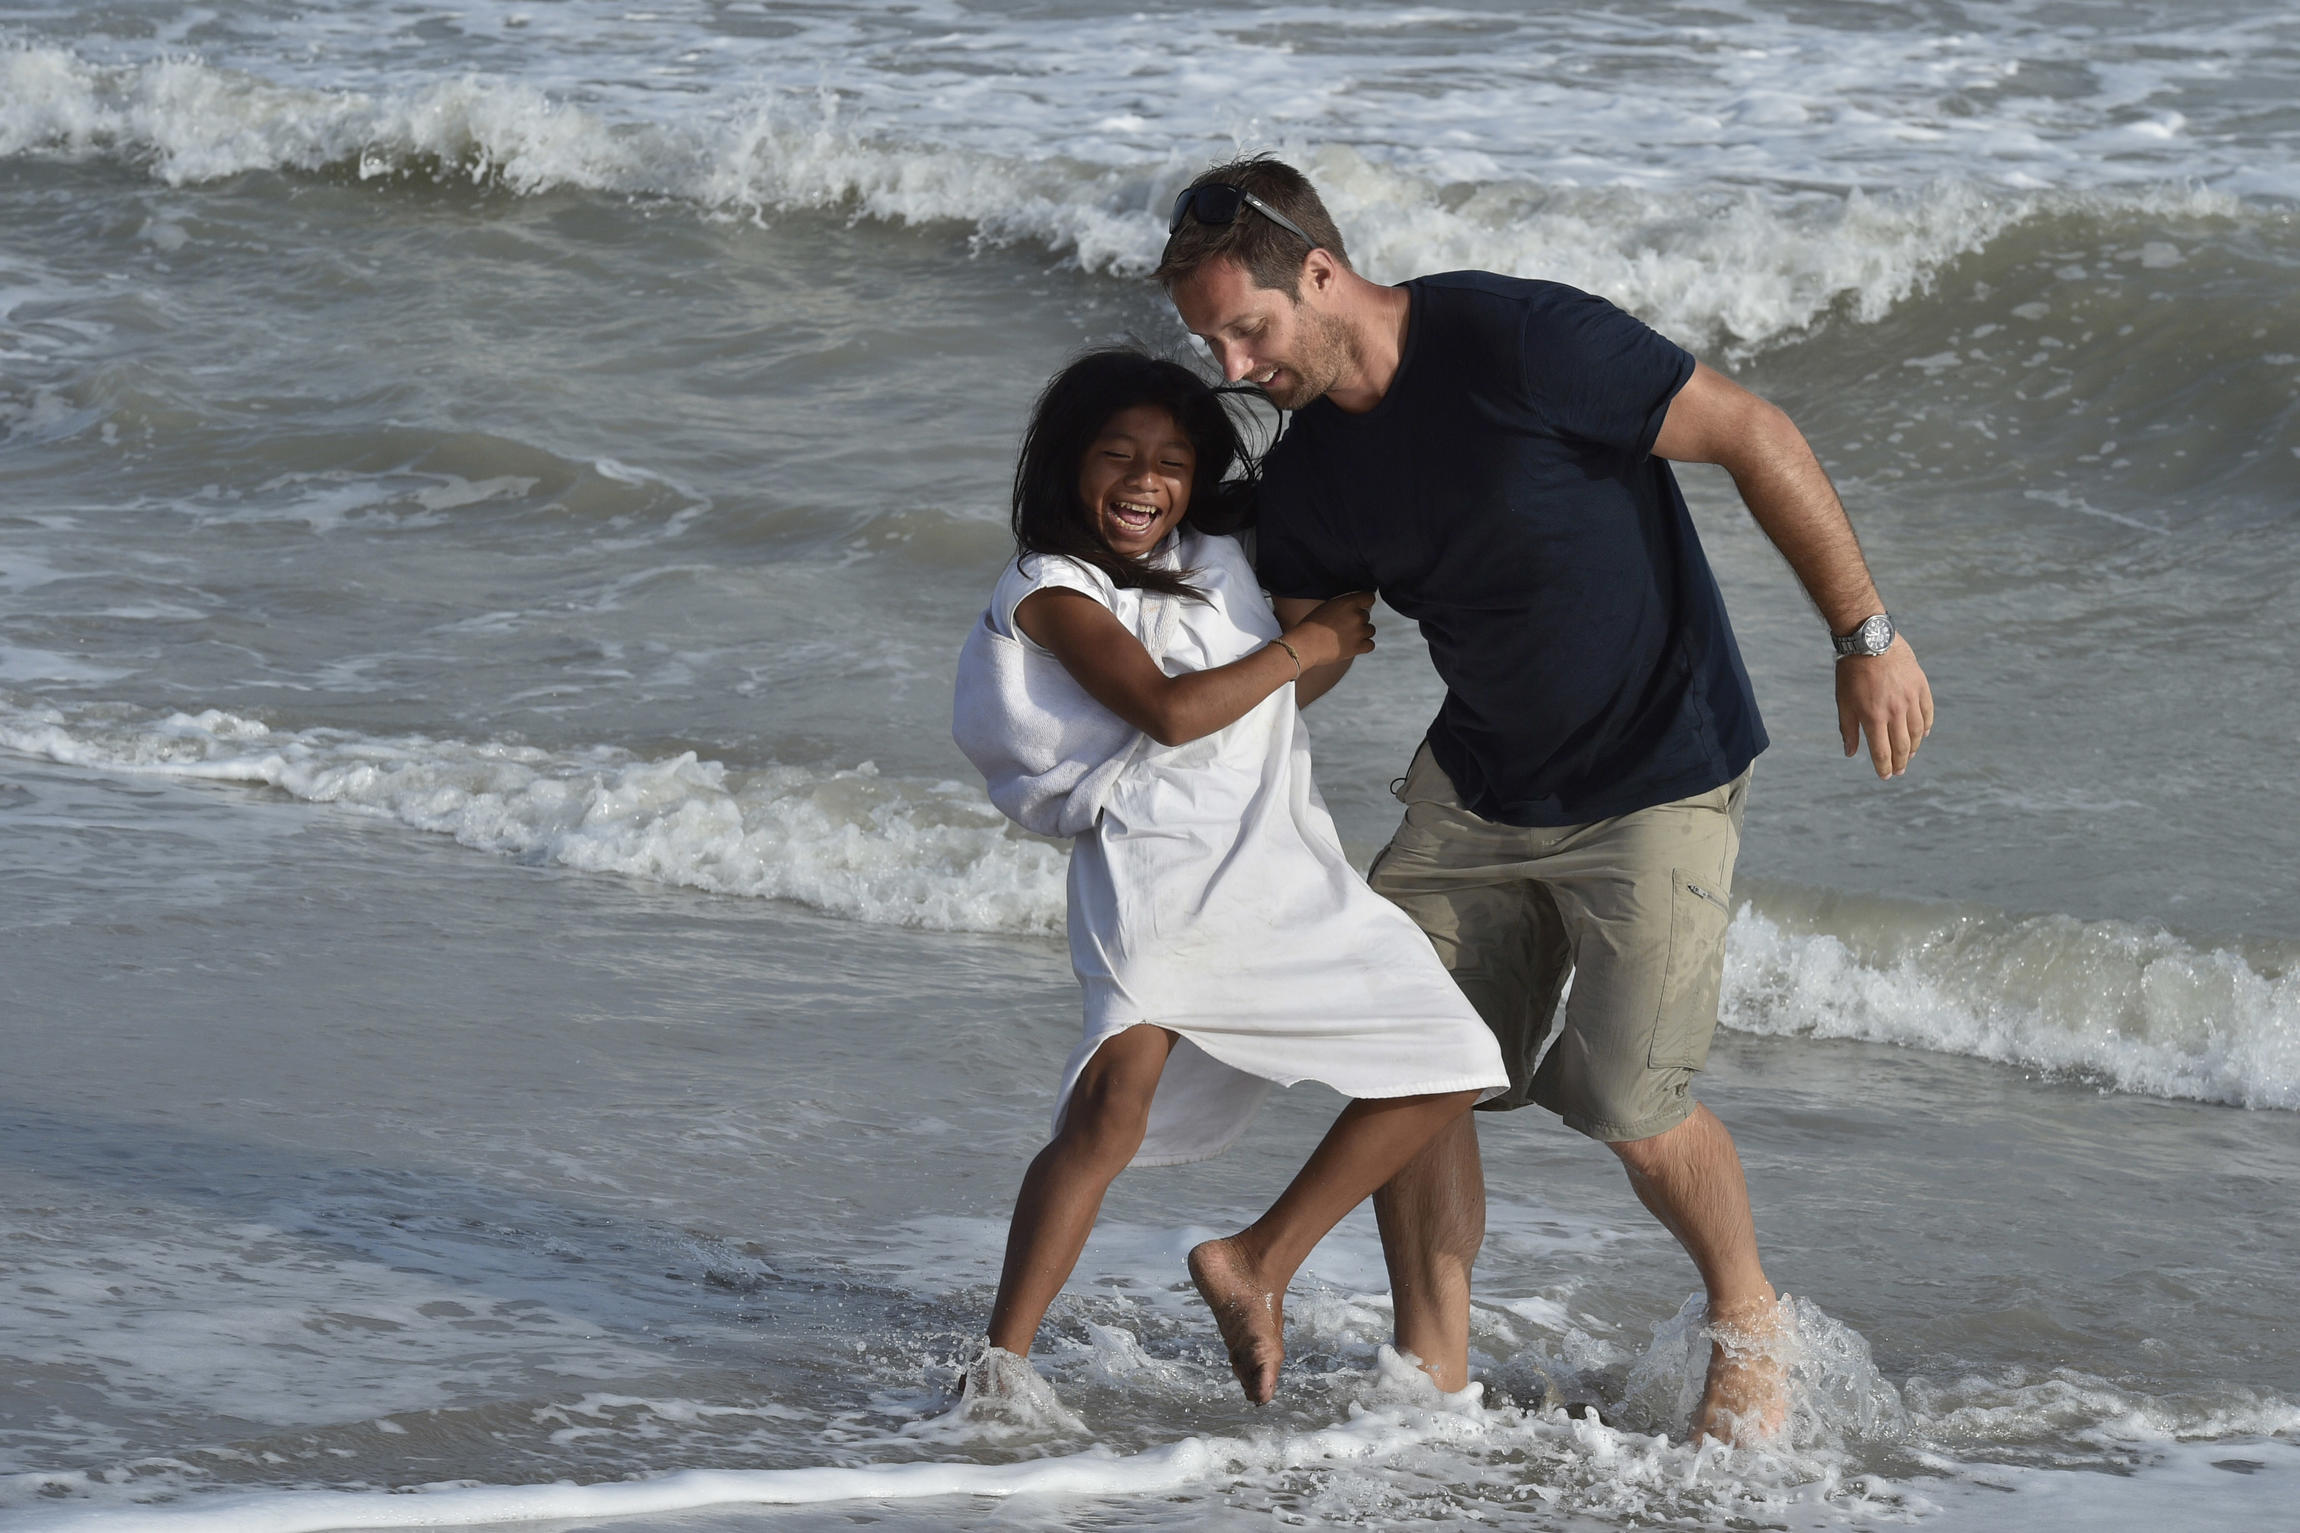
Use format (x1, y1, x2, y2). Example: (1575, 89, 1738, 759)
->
(1014, 589, 1375, 747)
(1268, 595, 1368, 708)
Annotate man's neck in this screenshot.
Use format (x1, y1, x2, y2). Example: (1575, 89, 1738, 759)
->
(1323, 278, 1413, 415)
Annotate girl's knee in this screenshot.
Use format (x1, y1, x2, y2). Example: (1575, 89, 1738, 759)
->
(1383, 1087, 1480, 1112)
(1089, 1023, 1176, 1077)
(1054, 1024, 1172, 1172)
(1054, 1096, 1150, 1172)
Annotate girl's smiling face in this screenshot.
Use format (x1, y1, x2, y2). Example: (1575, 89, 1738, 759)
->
(1076, 403, 1195, 558)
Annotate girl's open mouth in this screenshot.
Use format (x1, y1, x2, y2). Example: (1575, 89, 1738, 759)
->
(1109, 500, 1161, 532)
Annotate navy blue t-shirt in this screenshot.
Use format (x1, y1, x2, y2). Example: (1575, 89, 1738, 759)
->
(1257, 272, 1766, 826)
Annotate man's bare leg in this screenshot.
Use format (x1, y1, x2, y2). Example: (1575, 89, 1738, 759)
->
(1369, 1111, 1485, 1392)
(984, 1025, 1176, 1359)
(1189, 1089, 1479, 1404)
(1609, 1103, 1784, 1444)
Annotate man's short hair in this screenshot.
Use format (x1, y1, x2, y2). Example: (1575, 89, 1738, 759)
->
(1154, 156, 1350, 297)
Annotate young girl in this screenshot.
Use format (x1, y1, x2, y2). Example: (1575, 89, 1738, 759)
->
(952, 348, 1507, 1405)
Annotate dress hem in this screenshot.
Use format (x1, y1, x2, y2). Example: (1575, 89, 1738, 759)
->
(1060, 1019, 1507, 1170)
(1079, 1016, 1508, 1105)
(1124, 1073, 1507, 1168)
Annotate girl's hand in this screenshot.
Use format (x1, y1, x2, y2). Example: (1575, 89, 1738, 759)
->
(1284, 591, 1377, 669)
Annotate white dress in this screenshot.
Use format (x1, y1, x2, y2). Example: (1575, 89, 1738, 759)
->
(973, 531, 1508, 1166)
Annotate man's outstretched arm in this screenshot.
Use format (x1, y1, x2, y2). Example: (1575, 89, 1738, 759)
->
(1653, 362, 1935, 778)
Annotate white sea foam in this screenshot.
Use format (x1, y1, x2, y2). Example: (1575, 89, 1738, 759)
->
(0, 701, 1066, 936)
(0, 1344, 1915, 1533)
(0, 34, 2263, 351)
(19, 1331, 2291, 1532)
(17, 1, 2297, 198)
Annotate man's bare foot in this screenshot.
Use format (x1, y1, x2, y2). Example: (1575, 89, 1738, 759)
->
(1187, 1236, 1285, 1404)
(1694, 1292, 1790, 1445)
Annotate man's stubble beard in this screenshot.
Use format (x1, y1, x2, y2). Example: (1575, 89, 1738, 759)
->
(1266, 303, 1357, 412)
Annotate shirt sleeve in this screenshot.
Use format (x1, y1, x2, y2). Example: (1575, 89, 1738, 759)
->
(990, 553, 1115, 642)
(1253, 446, 1373, 602)
(1520, 286, 1696, 455)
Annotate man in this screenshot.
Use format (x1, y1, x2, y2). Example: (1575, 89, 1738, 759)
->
(1156, 157, 1933, 1443)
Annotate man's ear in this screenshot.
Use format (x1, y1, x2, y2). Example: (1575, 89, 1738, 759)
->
(1298, 247, 1341, 300)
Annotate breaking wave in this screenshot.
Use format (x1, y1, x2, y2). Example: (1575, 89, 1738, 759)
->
(4, 700, 2295, 1113)
(0, 45, 2252, 352)
(1722, 890, 2300, 1112)
(0, 700, 1066, 936)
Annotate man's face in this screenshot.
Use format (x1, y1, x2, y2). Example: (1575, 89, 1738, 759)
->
(1169, 256, 1349, 411)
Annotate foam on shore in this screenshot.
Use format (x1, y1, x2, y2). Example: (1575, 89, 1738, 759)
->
(14, 1339, 2295, 1533)
(0, 1330, 1913, 1532)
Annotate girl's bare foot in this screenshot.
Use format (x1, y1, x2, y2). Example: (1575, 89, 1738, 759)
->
(1694, 1293, 1790, 1445)
(954, 1345, 1086, 1433)
(963, 1345, 1031, 1402)
(1187, 1236, 1285, 1404)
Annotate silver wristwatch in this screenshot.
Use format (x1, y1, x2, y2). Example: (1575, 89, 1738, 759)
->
(1832, 612, 1895, 659)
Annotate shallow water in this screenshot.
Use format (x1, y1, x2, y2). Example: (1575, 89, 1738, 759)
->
(7, 759, 2299, 1529)
(3, 1, 2298, 1527)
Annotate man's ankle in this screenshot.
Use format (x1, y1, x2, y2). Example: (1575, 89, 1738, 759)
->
(1708, 1284, 1777, 1316)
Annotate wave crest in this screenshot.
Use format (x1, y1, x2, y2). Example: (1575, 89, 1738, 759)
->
(0, 701, 1067, 936)
(1723, 889, 2300, 1111)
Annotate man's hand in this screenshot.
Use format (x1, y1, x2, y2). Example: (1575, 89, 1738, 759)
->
(1836, 638, 1933, 778)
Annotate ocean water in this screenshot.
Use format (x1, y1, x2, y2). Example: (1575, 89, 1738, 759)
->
(3, 1, 2297, 1528)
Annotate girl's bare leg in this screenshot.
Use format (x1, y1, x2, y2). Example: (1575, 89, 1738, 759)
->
(1190, 1088, 1481, 1403)
(985, 1024, 1176, 1358)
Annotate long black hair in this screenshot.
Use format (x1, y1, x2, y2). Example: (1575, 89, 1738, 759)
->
(1011, 348, 1256, 602)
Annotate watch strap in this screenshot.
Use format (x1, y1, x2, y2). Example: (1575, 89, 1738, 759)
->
(1833, 613, 1894, 658)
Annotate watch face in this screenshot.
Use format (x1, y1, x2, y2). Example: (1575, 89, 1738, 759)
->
(1858, 613, 1894, 654)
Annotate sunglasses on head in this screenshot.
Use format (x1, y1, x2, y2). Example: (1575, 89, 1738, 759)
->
(1167, 184, 1318, 248)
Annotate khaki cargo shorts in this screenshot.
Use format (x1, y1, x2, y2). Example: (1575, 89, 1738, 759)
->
(1367, 743, 1750, 1143)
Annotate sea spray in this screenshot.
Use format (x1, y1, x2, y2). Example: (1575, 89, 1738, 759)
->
(936, 1346, 1090, 1440)
(1614, 1293, 1908, 1449)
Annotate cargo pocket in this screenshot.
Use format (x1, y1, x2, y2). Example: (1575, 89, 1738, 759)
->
(1649, 869, 1732, 1070)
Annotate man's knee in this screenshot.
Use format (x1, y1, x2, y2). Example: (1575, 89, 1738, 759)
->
(1600, 1103, 1711, 1176)
(1607, 1101, 1725, 1179)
